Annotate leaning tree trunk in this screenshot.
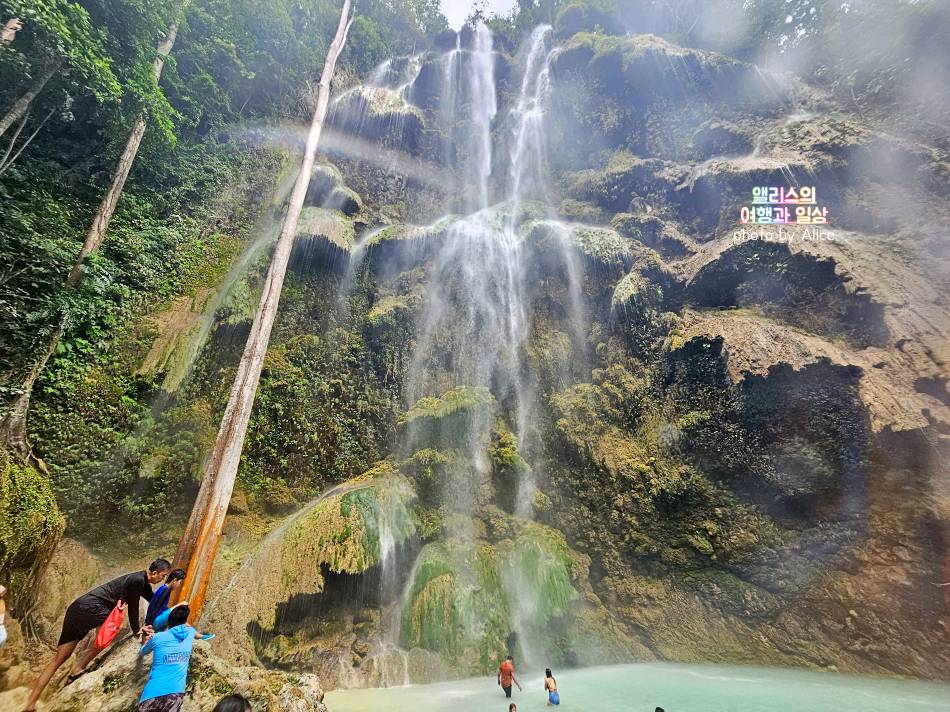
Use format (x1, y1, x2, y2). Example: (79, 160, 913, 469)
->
(174, 0, 353, 622)
(0, 20, 181, 459)
(0, 62, 58, 139)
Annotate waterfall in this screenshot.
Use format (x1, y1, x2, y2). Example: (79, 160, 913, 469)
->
(470, 24, 498, 209)
(312, 23, 587, 682)
(509, 25, 554, 204)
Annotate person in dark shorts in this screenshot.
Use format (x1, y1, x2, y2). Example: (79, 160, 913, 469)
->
(213, 694, 252, 712)
(138, 605, 197, 712)
(21, 558, 171, 711)
(497, 655, 522, 698)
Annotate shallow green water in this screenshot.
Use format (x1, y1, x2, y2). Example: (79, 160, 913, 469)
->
(324, 663, 950, 712)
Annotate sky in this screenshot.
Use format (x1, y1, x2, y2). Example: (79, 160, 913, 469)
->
(440, 0, 519, 29)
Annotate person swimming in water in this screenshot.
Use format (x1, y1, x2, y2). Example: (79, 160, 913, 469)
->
(544, 668, 560, 706)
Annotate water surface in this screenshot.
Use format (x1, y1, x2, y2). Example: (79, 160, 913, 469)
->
(324, 663, 950, 712)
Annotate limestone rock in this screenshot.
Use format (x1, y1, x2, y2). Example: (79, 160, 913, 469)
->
(0, 638, 326, 712)
(28, 538, 100, 647)
(676, 229, 950, 434)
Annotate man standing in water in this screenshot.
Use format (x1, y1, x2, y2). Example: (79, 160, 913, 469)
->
(497, 655, 522, 698)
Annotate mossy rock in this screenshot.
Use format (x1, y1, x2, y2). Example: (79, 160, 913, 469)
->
(0, 449, 65, 608)
(401, 447, 457, 506)
(496, 522, 579, 624)
(692, 120, 754, 159)
(364, 216, 457, 274)
(305, 163, 362, 215)
(225, 472, 416, 630)
(293, 207, 356, 272)
(367, 291, 424, 327)
(400, 525, 580, 674)
(563, 150, 672, 212)
(401, 386, 496, 450)
(611, 270, 663, 316)
(330, 86, 426, 151)
(524, 219, 632, 273)
(554, 32, 786, 108)
(488, 430, 530, 515)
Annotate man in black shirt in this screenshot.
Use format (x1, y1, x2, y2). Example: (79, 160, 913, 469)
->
(22, 558, 171, 711)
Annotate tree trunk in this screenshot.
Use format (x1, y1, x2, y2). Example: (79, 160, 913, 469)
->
(0, 63, 58, 140)
(0, 106, 56, 175)
(0, 325, 62, 462)
(174, 0, 353, 622)
(67, 19, 181, 285)
(0, 19, 181, 458)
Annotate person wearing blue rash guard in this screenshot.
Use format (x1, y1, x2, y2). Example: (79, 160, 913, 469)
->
(138, 605, 197, 712)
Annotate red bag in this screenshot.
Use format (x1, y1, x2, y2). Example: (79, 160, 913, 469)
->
(94, 601, 126, 649)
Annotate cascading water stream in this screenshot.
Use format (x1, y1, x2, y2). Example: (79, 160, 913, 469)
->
(315, 22, 591, 680)
(470, 24, 498, 209)
(509, 25, 554, 206)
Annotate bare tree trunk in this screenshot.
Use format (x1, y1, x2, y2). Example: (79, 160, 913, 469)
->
(0, 20, 181, 458)
(0, 106, 29, 167)
(0, 63, 58, 139)
(0, 107, 55, 175)
(174, 0, 353, 621)
(0, 325, 61, 462)
(67, 20, 180, 285)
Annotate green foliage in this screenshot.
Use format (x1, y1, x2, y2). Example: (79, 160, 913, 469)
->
(18, 142, 283, 538)
(554, 0, 622, 38)
(242, 329, 398, 501)
(1, 0, 121, 100)
(341, 0, 447, 76)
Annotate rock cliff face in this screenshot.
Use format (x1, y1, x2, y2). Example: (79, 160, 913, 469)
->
(176, 16, 950, 691)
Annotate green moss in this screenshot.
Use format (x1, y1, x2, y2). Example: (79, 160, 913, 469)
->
(400, 526, 581, 674)
(367, 292, 423, 326)
(399, 541, 508, 672)
(295, 206, 356, 252)
(525, 220, 632, 272)
(401, 386, 495, 450)
(283, 471, 416, 585)
(0, 450, 65, 603)
(412, 505, 444, 541)
(402, 448, 455, 505)
(498, 523, 578, 623)
(489, 431, 530, 514)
